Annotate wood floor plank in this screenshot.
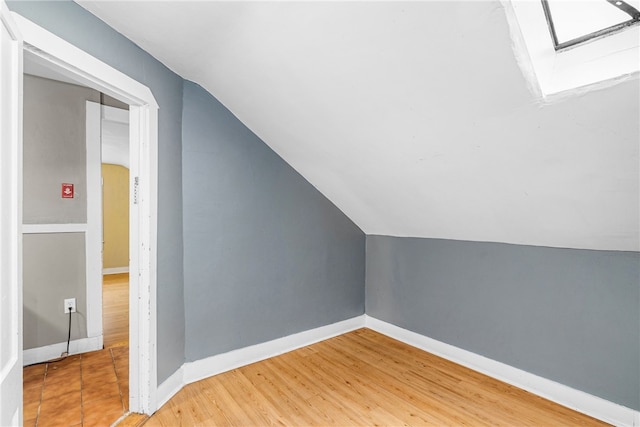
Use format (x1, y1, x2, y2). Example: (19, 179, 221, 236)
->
(319, 333, 492, 426)
(266, 353, 320, 402)
(102, 273, 129, 349)
(308, 343, 464, 426)
(144, 329, 608, 426)
(226, 369, 289, 426)
(240, 362, 323, 425)
(287, 353, 398, 426)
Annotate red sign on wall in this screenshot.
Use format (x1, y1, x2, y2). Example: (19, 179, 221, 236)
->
(61, 183, 74, 199)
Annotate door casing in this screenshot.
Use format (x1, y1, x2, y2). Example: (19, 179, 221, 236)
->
(0, 2, 23, 424)
(11, 12, 160, 414)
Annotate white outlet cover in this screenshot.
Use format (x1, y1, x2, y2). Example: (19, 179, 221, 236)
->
(64, 298, 76, 313)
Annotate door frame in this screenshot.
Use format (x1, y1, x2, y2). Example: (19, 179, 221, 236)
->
(0, 2, 23, 425)
(85, 101, 103, 346)
(12, 12, 159, 414)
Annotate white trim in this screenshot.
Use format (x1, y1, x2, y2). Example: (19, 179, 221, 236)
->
(12, 14, 157, 108)
(0, 2, 23, 425)
(184, 315, 366, 385)
(13, 12, 159, 415)
(102, 103, 129, 123)
(127, 103, 159, 413)
(23, 335, 103, 366)
(85, 100, 103, 342)
(22, 223, 87, 234)
(103, 267, 129, 275)
(155, 316, 366, 410)
(156, 366, 184, 410)
(364, 316, 640, 427)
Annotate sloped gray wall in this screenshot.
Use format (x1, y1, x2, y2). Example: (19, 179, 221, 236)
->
(182, 81, 365, 361)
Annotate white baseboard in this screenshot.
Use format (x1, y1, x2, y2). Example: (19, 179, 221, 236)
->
(155, 315, 366, 411)
(103, 267, 129, 275)
(365, 315, 639, 427)
(23, 335, 103, 366)
(184, 315, 366, 384)
(156, 365, 184, 410)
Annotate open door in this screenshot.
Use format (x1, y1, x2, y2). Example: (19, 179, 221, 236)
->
(0, 1, 23, 425)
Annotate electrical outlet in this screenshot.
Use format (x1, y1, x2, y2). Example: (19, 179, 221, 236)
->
(64, 298, 76, 314)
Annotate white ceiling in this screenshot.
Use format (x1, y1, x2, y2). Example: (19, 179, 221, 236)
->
(76, 1, 639, 251)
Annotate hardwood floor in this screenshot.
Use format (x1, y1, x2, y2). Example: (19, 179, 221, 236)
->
(144, 328, 607, 426)
(103, 273, 130, 348)
(23, 273, 129, 427)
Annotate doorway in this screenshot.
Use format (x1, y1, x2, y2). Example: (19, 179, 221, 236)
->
(20, 76, 132, 426)
(91, 100, 131, 350)
(99, 101, 131, 356)
(8, 11, 159, 417)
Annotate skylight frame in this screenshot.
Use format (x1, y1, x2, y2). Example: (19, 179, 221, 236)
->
(541, 0, 640, 50)
(504, 0, 639, 99)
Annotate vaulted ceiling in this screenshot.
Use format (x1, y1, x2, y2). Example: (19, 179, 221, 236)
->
(76, 1, 639, 251)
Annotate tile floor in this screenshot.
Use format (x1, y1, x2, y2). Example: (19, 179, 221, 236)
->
(23, 347, 129, 427)
(23, 274, 129, 427)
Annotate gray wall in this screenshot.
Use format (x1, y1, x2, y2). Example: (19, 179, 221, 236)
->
(182, 81, 365, 361)
(23, 234, 87, 349)
(366, 235, 640, 410)
(23, 75, 99, 224)
(22, 75, 99, 350)
(9, 0, 185, 383)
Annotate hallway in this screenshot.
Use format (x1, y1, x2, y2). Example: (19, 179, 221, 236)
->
(23, 273, 130, 427)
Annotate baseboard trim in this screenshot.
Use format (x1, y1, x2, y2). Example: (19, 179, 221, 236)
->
(156, 366, 184, 410)
(155, 315, 366, 411)
(365, 315, 639, 427)
(103, 267, 130, 275)
(184, 315, 366, 384)
(23, 335, 103, 366)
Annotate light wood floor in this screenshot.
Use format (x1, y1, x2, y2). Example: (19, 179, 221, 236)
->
(23, 273, 130, 427)
(103, 273, 130, 348)
(144, 328, 607, 426)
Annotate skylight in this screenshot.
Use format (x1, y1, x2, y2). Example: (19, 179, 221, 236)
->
(505, 0, 640, 98)
(541, 0, 640, 50)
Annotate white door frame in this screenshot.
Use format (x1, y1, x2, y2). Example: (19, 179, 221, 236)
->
(85, 101, 104, 346)
(0, 2, 23, 425)
(12, 12, 159, 414)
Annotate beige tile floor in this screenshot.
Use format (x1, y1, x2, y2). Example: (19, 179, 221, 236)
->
(23, 274, 129, 427)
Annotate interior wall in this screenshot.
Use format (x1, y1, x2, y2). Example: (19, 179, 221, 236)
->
(182, 81, 365, 361)
(23, 74, 98, 224)
(102, 164, 129, 270)
(365, 235, 640, 410)
(22, 74, 100, 350)
(9, 0, 186, 383)
(23, 233, 87, 349)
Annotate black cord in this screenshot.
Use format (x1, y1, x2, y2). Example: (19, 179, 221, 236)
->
(25, 307, 73, 367)
(66, 306, 72, 355)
